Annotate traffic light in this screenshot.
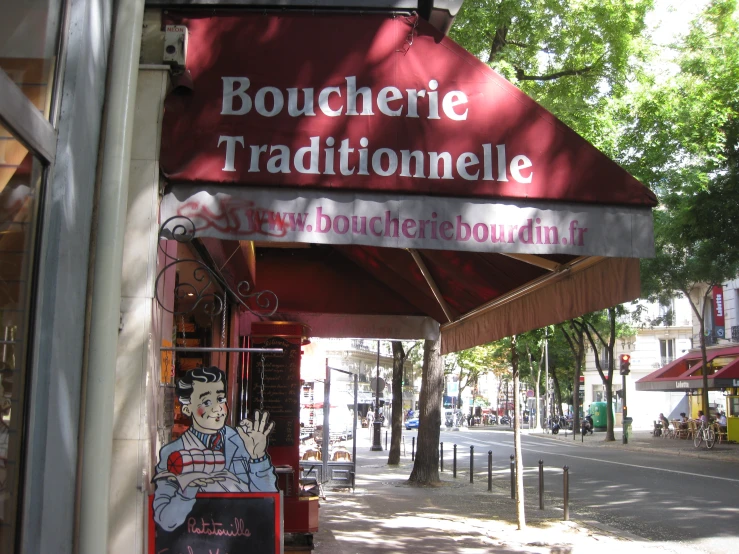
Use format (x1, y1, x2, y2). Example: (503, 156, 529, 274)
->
(619, 354, 631, 375)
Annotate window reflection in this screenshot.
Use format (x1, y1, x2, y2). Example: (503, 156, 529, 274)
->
(0, 123, 41, 551)
(0, 1, 63, 119)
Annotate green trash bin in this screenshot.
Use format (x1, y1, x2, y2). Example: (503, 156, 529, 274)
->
(623, 417, 633, 440)
(589, 402, 609, 429)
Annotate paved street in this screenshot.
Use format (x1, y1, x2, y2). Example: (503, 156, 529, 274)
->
(435, 426, 739, 553)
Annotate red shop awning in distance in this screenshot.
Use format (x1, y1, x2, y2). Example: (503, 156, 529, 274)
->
(636, 345, 739, 392)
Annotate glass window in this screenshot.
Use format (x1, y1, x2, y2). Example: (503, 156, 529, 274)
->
(658, 299, 675, 326)
(659, 338, 675, 366)
(0, 1, 64, 120)
(0, 124, 43, 551)
(729, 397, 739, 418)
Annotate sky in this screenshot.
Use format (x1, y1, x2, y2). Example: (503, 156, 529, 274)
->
(644, 0, 711, 78)
(647, 0, 710, 46)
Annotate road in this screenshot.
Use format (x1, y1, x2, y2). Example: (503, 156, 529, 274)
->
(406, 426, 739, 553)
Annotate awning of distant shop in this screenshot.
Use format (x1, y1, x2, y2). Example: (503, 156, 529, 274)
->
(158, 11, 656, 354)
(635, 345, 739, 392)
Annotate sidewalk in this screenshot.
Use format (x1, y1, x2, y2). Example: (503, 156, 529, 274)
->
(309, 427, 722, 554)
(524, 425, 739, 463)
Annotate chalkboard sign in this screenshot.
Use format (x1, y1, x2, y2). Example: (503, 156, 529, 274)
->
(149, 493, 282, 554)
(249, 337, 300, 447)
(270, 417, 295, 447)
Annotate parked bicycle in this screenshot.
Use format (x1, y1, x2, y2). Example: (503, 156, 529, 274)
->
(694, 421, 716, 449)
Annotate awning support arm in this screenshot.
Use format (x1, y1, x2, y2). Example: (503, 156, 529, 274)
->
(156, 215, 279, 318)
(407, 249, 454, 323)
(499, 253, 561, 272)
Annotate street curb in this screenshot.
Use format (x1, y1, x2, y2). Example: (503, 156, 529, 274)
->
(528, 431, 739, 462)
(574, 518, 648, 542)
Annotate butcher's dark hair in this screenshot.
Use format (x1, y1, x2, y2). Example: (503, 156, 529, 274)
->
(176, 366, 226, 405)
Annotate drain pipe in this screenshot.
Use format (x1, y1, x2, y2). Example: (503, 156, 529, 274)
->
(76, 1, 145, 553)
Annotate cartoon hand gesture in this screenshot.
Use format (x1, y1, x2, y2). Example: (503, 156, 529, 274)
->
(237, 410, 275, 459)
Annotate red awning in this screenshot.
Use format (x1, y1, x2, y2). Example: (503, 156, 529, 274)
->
(160, 12, 657, 208)
(636, 345, 739, 392)
(159, 10, 655, 353)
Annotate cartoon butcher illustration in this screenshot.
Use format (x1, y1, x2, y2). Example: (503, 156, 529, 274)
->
(152, 365, 278, 531)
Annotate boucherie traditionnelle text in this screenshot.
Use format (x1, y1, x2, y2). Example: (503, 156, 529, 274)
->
(216, 76, 534, 183)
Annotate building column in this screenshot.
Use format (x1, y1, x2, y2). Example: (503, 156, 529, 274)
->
(107, 66, 169, 554)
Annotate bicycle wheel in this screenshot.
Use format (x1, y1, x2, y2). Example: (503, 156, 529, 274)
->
(694, 431, 703, 448)
(706, 428, 716, 449)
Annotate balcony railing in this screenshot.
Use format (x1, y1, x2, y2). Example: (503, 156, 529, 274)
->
(694, 333, 718, 346)
(660, 356, 676, 366)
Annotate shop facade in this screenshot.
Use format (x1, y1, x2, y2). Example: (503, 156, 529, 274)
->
(2, 1, 657, 553)
(636, 344, 739, 441)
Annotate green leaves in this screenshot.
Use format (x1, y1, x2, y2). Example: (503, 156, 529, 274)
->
(450, 0, 653, 139)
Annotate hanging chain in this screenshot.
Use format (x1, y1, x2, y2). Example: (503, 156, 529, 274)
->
(259, 354, 266, 412)
(220, 291, 227, 349)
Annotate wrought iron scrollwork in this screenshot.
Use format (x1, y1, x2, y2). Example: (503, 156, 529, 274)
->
(155, 215, 279, 318)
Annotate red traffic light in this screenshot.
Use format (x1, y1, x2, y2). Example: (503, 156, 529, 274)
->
(619, 354, 631, 375)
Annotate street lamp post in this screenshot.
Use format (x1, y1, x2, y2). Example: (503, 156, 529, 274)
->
(371, 339, 383, 451)
(544, 329, 549, 429)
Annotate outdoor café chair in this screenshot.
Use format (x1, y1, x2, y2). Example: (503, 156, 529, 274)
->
(686, 420, 697, 441)
(712, 422, 728, 444)
(672, 420, 684, 439)
(302, 448, 322, 461)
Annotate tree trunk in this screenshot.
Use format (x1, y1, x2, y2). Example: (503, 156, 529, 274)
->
(388, 341, 405, 465)
(699, 317, 710, 419)
(605, 307, 617, 441)
(551, 371, 562, 416)
(562, 321, 586, 434)
(696, 288, 711, 420)
(512, 338, 526, 529)
(409, 338, 444, 485)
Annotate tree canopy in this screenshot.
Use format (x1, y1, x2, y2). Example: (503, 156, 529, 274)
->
(616, 0, 739, 419)
(450, 0, 653, 149)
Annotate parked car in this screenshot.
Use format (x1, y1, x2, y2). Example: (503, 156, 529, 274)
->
(405, 417, 419, 430)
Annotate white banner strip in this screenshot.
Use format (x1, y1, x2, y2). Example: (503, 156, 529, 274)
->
(162, 185, 654, 258)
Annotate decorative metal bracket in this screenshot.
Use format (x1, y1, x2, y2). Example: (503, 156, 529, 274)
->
(155, 215, 279, 318)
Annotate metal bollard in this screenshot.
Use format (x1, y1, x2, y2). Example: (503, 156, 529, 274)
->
(563, 466, 570, 521)
(440, 442, 444, 472)
(385, 431, 388, 450)
(487, 451, 492, 492)
(510, 455, 515, 499)
(538, 460, 544, 510)
(412, 437, 415, 461)
(470, 445, 474, 484)
(453, 444, 457, 478)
